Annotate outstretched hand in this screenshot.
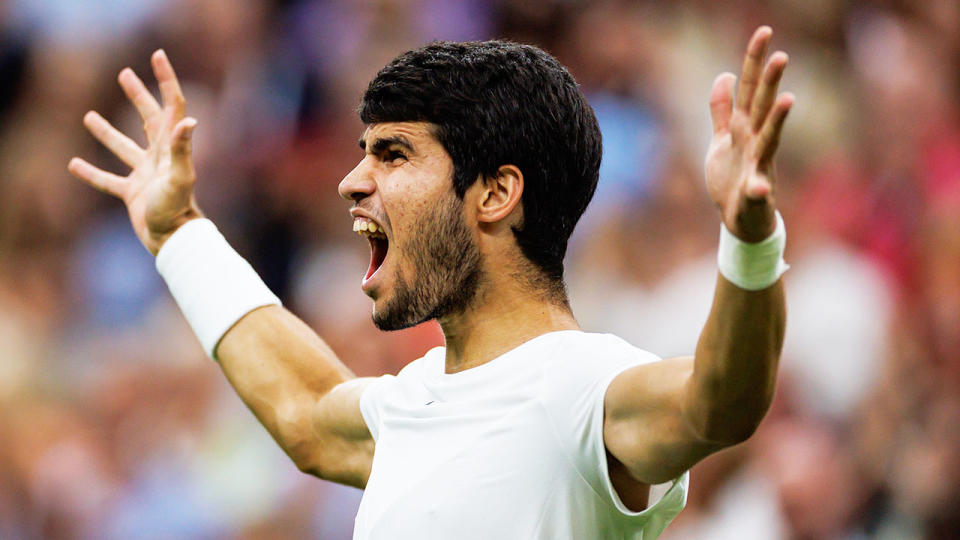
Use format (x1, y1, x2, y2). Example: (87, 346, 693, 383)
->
(705, 26, 794, 242)
(69, 50, 201, 255)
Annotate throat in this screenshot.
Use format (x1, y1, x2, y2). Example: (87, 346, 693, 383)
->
(438, 293, 580, 374)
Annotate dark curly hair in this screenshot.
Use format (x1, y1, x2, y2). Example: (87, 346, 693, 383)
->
(359, 40, 602, 296)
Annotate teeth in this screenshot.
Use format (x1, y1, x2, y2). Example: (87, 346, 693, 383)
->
(352, 217, 386, 238)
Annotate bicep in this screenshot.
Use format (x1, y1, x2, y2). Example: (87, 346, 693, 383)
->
(603, 356, 723, 485)
(308, 377, 378, 488)
(217, 306, 376, 487)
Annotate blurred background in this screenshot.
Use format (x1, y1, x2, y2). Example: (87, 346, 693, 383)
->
(1, 0, 958, 538)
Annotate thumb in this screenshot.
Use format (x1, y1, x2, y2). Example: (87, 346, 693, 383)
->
(745, 175, 771, 200)
(170, 117, 197, 184)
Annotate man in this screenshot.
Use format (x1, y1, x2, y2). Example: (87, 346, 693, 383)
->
(69, 26, 792, 539)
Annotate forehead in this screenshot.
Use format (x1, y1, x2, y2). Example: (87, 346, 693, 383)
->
(361, 121, 441, 150)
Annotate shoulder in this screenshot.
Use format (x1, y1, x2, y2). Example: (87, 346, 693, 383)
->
(537, 332, 662, 421)
(396, 345, 444, 379)
(358, 346, 444, 440)
(365, 345, 443, 397)
(540, 331, 662, 379)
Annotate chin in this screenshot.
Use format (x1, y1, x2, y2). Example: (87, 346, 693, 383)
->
(370, 295, 427, 332)
(368, 294, 394, 327)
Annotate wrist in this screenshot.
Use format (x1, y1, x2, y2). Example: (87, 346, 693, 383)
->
(720, 203, 776, 243)
(147, 208, 205, 256)
(156, 218, 281, 359)
(717, 211, 789, 291)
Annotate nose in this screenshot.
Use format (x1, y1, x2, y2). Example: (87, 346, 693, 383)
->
(338, 159, 376, 201)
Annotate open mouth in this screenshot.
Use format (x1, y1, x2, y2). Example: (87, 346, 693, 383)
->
(353, 217, 389, 282)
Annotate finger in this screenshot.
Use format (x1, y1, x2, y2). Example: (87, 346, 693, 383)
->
(118, 68, 161, 124)
(82, 111, 145, 168)
(709, 72, 736, 135)
(756, 92, 795, 165)
(749, 52, 788, 132)
(735, 26, 772, 112)
(151, 49, 186, 117)
(170, 117, 198, 186)
(68, 157, 128, 198)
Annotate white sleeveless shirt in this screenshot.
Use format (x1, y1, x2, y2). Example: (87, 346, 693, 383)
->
(354, 330, 688, 539)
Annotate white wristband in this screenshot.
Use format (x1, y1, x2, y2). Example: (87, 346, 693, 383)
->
(156, 219, 281, 360)
(717, 211, 789, 291)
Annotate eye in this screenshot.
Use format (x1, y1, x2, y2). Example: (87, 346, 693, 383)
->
(386, 150, 407, 164)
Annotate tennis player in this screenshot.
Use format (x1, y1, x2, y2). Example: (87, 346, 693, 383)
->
(69, 25, 792, 539)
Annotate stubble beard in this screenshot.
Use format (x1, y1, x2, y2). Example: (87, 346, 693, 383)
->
(372, 193, 484, 331)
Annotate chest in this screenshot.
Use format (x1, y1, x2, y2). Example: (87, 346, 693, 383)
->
(357, 388, 571, 529)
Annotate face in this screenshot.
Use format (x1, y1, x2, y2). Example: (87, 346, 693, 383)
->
(338, 122, 484, 330)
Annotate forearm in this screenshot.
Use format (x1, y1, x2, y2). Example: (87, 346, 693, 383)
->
(684, 274, 785, 443)
(606, 25, 794, 481)
(216, 305, 355, 464)
(69, 52, 372, 482)
(156, 219, 356, 467)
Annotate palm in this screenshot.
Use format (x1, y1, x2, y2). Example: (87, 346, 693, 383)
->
(704, 27, 793, 242)
(69, 50, 200, 255)
(130, 138, 193, 243)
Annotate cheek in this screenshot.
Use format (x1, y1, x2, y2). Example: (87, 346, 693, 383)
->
(381, 173, 452, 241)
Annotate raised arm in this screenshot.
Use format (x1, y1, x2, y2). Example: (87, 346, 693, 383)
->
(603, 26, 792, 485)
(68, 50, 375, 487)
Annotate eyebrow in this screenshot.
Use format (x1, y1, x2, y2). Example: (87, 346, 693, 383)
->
(358, 134, 415, 154)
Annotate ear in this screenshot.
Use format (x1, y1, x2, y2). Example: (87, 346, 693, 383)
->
(476, 164, 523, 224)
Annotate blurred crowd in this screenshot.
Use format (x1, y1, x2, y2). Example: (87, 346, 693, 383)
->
(0, 0, 958, 538)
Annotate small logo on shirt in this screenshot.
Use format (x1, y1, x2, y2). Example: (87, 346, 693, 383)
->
(424, 400, 436, 406)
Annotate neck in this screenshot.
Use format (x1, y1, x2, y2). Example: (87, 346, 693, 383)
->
(437, 277, 580, 374)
